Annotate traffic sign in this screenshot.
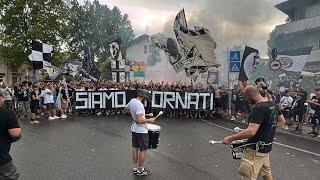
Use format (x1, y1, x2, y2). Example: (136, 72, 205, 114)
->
(229, 61, 241, 72)
(230, 51, 240, 62)
(269, 60, 281, 71)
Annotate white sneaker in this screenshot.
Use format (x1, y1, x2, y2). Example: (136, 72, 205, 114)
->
(48, 116, 54, 120)
(34, 120, 40, 124)
(96, 112, 102, 116)
(53, 116, 60, 119)
(61, 115, 67, 119)
(30, 121, 36, 124)
(284, 125, 289, 130)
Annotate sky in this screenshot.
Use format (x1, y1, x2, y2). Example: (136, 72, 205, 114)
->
(96, 0, 287, 57)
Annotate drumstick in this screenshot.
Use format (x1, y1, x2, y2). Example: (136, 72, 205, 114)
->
(209, 140, 224, 145)
(155, 111, 163, 119)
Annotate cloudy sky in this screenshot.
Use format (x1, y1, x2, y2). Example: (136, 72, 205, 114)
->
(98, 0, 287, 57)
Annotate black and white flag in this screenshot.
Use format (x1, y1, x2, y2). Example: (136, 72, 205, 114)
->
(238, 46, 261, 82)
(277, 46, 313, 72)
(150, 9, 219, 76)
(173, 9, 219, 73)
(81, 49, 101, 82)
(28, 40, 53, 69)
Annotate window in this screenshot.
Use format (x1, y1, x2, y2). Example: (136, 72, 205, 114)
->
(294, 36, 306, 49)
(295, 7, 306, 20)
(306, 2, 320, 18)
(307, 33, 319, 49)
(0, 76, 3, 83)
(144, 45, 148, 54)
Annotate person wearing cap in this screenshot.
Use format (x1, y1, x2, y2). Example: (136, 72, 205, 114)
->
(124, 89, 156, 176)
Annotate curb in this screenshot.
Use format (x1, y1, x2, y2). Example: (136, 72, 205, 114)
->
(222, 117, 320, 143)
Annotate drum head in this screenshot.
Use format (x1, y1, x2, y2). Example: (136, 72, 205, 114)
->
(146, 123, 161, 131)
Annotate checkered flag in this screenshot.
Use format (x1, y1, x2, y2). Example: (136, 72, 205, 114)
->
(28, 40, 53, 69)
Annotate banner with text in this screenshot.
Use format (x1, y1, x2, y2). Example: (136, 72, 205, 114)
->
(75, 90, 215, 111)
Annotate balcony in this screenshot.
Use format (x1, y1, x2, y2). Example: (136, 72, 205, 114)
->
(275, 16, 320, 36)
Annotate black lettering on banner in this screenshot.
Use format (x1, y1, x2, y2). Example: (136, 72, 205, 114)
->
(75, 90, 215, 111)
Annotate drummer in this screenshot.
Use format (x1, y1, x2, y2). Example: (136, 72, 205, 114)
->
(124, 89, 156, 176)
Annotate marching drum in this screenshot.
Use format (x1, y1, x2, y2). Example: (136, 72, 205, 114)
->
(146, 124, 161, 149)
(230, 139, 248, 159)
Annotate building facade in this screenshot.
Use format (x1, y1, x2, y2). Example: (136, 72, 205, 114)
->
(0, 58, 42, 84)
(126, 34, 190, 84)
(272, 0, 320, 72)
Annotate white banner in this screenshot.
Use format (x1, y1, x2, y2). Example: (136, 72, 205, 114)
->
(278, 54, 309, 72)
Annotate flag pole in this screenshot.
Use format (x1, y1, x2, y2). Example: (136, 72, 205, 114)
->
(227, 48, 231, 116)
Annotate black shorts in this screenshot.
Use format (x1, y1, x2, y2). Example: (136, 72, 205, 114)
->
(310, 115, 320, 126)
(215, 98, 221, 108)
(235, 102, 245, 113)
(44, 103, 54, 110)
(132, 132, 149, 151)
(30, 102, 39, 114)
(294, 113, 304, 123)
(281, 109, 291, 118)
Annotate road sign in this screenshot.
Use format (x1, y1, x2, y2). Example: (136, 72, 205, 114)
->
(229, 61, 241, 72)
(230, 51, 240, 62)
(269, 60, 281, 71)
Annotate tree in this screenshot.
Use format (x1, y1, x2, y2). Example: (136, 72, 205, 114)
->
(66, 0, 135, 65)
(0, 0, 69, 71)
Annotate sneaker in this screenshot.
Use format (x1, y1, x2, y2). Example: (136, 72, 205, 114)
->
(284, 125, 289, 130)
(133, 167, 138, 174)
(48, 116, 54, 120)
(30, 121, 36, 125)
(136, 168, 151, 176)
(53, 116, 60, 119)
(307, 132, 316, 135)
(96, 112, 102, 116)
(34, 120, 40, 124)
(61, 115, 67, 119)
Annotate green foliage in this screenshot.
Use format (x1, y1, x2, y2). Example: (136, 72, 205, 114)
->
(66, 0, 135, 64)
(0, 0, 69, 71)
(0, 0, 135, 74)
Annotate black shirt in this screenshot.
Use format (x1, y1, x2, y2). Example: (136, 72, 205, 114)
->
(61, 89, 68, 100)
(247, 101, 280, 153)
(18, 89, 29, 101)
(30, 90, 39, 106)
(291, 98, 304, 115)
(0, 107, 20, 165)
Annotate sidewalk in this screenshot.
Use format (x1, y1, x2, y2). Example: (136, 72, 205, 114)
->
(222, 115, 320, 142)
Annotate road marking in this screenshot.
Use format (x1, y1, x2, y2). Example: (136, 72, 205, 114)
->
(200, 119, 320, 157)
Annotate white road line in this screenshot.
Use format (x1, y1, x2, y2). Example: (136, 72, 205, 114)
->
(200, 119, 320, 157)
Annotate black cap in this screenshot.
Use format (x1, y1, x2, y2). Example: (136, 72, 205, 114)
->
(137, 89, 150, 100)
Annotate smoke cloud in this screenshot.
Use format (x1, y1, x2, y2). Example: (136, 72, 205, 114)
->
(160, 0, 286, 57)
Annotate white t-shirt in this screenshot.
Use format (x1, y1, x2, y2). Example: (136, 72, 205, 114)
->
(280, 96, 293, 105)
(126, 98, 148, 133)
(43, 88, 54, 104)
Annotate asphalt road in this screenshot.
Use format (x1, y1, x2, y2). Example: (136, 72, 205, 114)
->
(10, 115, 320, 180)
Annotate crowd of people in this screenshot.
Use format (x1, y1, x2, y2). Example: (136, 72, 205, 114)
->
(0, 78, 319, 138)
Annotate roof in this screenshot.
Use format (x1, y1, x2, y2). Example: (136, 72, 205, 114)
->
(126, 34, 150, 48)
(275, 0, 311, 15)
